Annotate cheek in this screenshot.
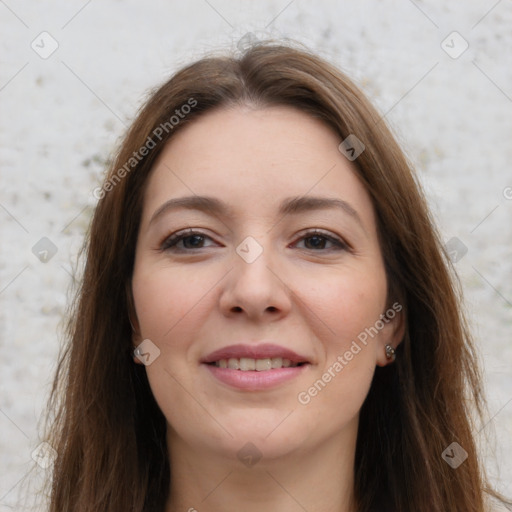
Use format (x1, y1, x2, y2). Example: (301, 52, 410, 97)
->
(291, 268, 386, 422)
(303, 266, 388, 349)
(131, 264, 214, 341)
(131, 266, 214, 437)
(296, 357, 375, 442)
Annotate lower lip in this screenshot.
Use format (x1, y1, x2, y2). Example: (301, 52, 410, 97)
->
(204, 364, 309, 390)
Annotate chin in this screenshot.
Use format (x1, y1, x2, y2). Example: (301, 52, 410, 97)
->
(215, 433, 307, 467)
(213, 410, 314, 461)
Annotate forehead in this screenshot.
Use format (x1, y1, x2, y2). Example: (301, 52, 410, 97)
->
(141, 105, 376, 227)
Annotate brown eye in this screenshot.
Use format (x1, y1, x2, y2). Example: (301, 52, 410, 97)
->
(161, 230, 216, 251)
(294, 229, 348, 251)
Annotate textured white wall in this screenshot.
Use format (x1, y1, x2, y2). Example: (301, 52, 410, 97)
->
(1, 0, 511, 508)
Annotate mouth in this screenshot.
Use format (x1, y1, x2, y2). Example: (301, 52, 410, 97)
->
(209, 357, 306, 370)
(201, 343, 311, 390)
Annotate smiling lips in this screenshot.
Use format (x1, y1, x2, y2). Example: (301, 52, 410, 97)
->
(201, 343, 311, 390)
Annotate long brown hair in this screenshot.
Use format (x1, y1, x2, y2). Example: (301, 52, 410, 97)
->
(41, 40, 509, 511)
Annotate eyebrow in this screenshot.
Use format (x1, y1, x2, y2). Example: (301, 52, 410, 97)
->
(149, 195, 364, 228)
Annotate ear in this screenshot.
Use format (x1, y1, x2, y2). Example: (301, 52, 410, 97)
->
(376, 302, 405, 367)
(126, 280, 144, 365)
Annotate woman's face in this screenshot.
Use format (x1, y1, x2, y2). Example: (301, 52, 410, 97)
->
(131, 105, 403, 463)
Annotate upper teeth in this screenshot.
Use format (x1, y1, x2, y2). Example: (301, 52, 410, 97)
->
(214, 357, 299, 371)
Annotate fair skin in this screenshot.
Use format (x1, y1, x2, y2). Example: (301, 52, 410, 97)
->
(131, 105, 404, 512)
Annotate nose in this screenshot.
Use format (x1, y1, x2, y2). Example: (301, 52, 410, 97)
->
(219, 238, 292, 322)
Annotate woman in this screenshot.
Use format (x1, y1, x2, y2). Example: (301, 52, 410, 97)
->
(42, 41, 510, 511)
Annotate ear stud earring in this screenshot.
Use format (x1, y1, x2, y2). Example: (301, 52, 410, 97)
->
(385, 344, 396, 361)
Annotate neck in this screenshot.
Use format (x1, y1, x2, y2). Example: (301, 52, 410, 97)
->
(165, 428, 357, 512)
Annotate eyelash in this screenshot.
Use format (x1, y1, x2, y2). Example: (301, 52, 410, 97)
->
(160, 228, 350, 253)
